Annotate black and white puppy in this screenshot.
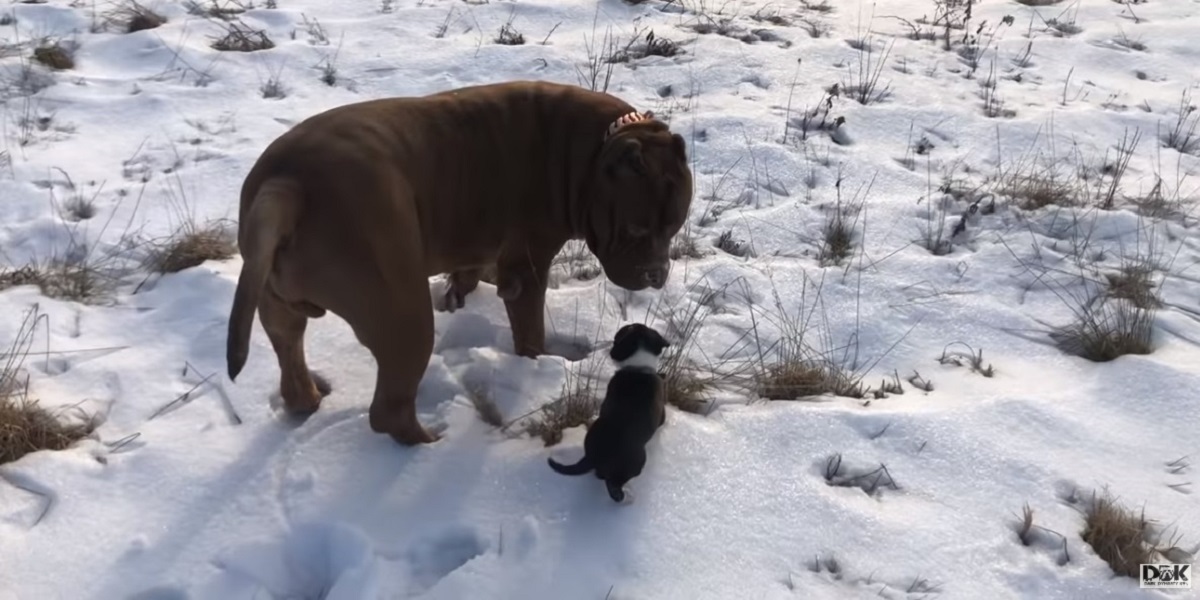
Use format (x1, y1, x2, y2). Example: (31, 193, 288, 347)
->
(547, 323, 670, 503)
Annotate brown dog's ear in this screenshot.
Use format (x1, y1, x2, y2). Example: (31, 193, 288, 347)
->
(606, 137, 647, 179)
(671, 133, 687, 160)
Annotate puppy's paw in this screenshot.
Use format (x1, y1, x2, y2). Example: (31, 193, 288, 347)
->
(618, 489, 634, 505)
(606, 481, 633, 504)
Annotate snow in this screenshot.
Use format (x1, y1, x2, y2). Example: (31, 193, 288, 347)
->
(2, 0, 1199, 598)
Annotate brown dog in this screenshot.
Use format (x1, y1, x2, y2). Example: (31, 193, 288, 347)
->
(225, 80, 694, 446)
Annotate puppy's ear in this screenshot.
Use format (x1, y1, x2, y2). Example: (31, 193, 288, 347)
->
(610, 325, 638, 362)
(648, 328, 671, 355)
(606, 137, 647, 179)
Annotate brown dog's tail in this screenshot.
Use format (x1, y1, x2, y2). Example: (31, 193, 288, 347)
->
(226, 177, 304, 382)
(547, 454, 594, 476)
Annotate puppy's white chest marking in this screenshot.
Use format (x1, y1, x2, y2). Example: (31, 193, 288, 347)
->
(617, 348, 660, 372)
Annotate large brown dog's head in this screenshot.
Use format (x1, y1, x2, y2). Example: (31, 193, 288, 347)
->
(582, 112, 693, 291)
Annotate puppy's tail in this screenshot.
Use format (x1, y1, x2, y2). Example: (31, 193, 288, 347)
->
(226, 177, 304, 382)
(547, 454, 594, 476)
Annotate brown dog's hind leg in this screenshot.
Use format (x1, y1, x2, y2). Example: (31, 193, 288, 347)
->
(358, 298, 439, 445)
(259, 288, 324, 415)
(329, 253, 438, 445)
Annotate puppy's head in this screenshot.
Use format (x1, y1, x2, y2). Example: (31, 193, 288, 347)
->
(583, 115, 693, 292)
(609, 323, 671, 367)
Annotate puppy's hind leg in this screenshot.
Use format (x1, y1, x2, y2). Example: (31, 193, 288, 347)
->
(259, 287, 325, 415)
(606, 480, 635, 505)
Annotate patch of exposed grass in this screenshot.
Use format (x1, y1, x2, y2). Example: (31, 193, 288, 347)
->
(31, 40, 74, 70)
(1, 307, 95, 466)
(1080, 490, 1193, 579)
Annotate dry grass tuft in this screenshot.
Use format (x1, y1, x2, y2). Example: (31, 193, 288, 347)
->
(495, 15, 525, 46)
(998, 166, 1078, 210)
(669, 230, 708, 260)
(550, 240, 602, 284)
(746, 282, 866, 401)
(1162, 89, 1198, 156)
(660, 369, 709, 414)
(1, 307, 95, 465)
(1017, 503, 1036, 545)
(654, 288, 721, 415)
(211, 21, 275, 52)
(1051, 296, 1155, 362)
(1056, 284, 1156, 360)
(0, 259, 118, 303)
(1080, 490, 1192, 578)
(465, 384, 504, 428)
(142, 220, 237, 274)
(185, 0, 250, 20)
(0, 396, 94, 465)
(105, 1, 167, 33)
(758, 360, 864, 400)
(819, 221, 853, 264)
(520, 366, 600, 447)
(1104, 264, 1161, 309)
(937, 342, 995, 377)
(823, 453, 898, 496)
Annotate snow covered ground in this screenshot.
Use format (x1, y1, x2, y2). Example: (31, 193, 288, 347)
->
(2, 0, 1199, 597)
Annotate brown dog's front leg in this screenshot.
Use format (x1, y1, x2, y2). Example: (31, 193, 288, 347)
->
(497, 253, 552, 358)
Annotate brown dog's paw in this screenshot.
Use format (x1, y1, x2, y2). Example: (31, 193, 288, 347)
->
(434, 271, 482, 313)
(388, 425, 442, 446)
(495, 277, 522, 302)
(432, 282, 463, 314)
(311, 371, 333, 397)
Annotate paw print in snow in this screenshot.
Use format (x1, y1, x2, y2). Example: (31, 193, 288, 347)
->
(196, 521, 380, 600)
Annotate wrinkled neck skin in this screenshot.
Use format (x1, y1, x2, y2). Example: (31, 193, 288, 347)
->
(566, 141, 601, 245)
(616, 348, 661, 373)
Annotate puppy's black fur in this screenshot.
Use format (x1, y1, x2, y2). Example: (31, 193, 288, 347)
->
(547, 323, 670, 503)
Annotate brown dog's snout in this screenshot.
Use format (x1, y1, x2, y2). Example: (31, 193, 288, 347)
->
(641, 265, 668, 288)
